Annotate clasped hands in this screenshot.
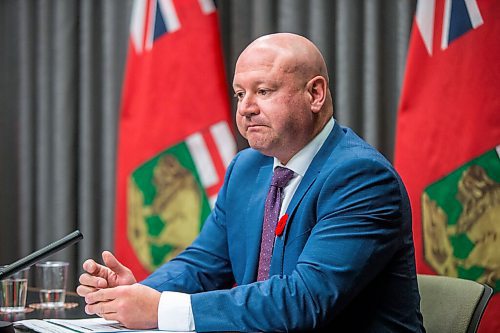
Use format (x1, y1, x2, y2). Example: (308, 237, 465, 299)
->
(77, 251, 161, 329)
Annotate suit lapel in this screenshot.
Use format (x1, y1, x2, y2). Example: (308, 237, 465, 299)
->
(271, 122, 345, 273)
(284, 122, 344, 228)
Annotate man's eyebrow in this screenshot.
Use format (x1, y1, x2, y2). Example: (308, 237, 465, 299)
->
(233, 80, 278, 89)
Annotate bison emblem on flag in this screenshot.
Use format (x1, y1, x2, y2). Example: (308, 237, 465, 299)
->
(127, 121, 235, 271)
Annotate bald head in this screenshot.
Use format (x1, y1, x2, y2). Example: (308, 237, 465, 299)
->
(238, 33, 330, 85)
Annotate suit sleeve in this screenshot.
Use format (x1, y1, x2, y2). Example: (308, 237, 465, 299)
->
(191, 157, 407, 332)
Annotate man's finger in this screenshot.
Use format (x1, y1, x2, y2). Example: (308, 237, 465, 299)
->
(100, 312, 118, 322)
(85, 287, 115, 305)
(79, 273, 108, 289)
(85, 303, 97, 315)
(102, 251, 130, 276)
(86, 299, 117, 315)
(82, 259, 98, 274)
(85, 302, 108, 315)
(76, 284, 98, 297)
(82, 259, 111, 281)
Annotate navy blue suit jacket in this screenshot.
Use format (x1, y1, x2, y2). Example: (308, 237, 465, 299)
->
(142, 122, 424, 332)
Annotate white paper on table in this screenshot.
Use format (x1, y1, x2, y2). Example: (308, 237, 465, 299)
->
(15, 318, 190, 332)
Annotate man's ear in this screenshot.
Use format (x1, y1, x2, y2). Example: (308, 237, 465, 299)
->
(306, 76, 327, 113)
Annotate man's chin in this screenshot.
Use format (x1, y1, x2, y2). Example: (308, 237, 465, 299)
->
(247, 141, 274, 156)
(247, 140, 264, 150)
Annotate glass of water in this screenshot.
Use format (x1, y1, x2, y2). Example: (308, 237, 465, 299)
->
(36, 261, 68, 308)
(0, 266, 29, 313)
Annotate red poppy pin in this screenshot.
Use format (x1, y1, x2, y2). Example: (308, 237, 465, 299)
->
(275, 213, 289, 237)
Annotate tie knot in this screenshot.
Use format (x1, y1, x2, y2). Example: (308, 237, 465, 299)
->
(271, 166, 295, 188)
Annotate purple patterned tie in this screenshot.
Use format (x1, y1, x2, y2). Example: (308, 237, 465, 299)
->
(257, 166, 295, 281)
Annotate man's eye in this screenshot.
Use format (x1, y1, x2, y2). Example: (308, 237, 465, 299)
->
(257, 89, 269, 96)
(234, 92, 244, 100)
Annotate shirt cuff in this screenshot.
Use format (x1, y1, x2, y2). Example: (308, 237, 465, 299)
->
(158, 291, 195, 332)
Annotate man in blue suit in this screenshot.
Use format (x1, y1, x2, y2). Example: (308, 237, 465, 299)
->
(78, 33, 424, 332)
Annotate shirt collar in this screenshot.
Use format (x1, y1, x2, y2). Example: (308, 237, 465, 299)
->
(273, 117, 335, 177)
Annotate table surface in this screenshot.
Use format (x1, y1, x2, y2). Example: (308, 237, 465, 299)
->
(1, 287, 95, 332)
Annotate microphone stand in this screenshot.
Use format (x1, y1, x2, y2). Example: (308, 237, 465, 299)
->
(0, 230, 83, 333)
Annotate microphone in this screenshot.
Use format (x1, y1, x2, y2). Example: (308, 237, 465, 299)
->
(0, 230, 83, 280)
(0, 230, 83, 333)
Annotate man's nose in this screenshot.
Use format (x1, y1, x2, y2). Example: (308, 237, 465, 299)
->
(238, 94, 259, 117)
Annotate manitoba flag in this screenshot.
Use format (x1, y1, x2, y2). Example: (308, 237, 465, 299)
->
(394, 0, 500, 331)
(115, 0, 236, 280)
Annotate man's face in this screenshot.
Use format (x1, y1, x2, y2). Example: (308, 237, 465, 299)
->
(232, 47, 314, 163)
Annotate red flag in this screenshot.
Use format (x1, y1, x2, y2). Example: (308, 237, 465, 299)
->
(395, 0, 500, 331)
(115, 0, 236, 281)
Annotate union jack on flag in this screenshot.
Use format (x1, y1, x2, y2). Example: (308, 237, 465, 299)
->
(416, 0, 484, 55)
(130, 0, 216, 53)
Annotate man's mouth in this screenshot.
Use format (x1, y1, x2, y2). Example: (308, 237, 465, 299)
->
(247, 123, 265, 129)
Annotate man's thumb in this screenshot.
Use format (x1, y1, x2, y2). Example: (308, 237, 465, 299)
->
(101, 250, 129, 275)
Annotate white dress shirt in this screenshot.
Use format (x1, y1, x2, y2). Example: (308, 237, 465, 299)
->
(157, 118, 335, 331)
